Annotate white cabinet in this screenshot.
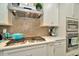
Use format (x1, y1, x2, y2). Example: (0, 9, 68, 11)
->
(30, 44, 47, 56)
(0, 3, 12, 25)
(59, 3, 74, 17)
(0, 50, 3, 56)
(3, 44, 47, 56)
(61, 3, 78, 18)
(67, 3, 79, 18)
(73, 4, 79, 19)
(54, 40, 66, 56)
(1, 39, 66, 56)
(47, 39, 66, 56)
(41, 3, 59, 26)
(65, 3, 74, 17)
(0, 3, 8, 24)
(47, 43, 54, 56)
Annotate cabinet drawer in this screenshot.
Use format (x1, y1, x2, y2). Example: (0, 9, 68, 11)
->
(55, 40, 66, 45)
(48, 43, 54, 46)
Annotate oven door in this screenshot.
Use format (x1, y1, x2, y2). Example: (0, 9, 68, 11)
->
(67, 32, 78, 47)
(68, 36, 78, 47)
(71, 37, 78, 46)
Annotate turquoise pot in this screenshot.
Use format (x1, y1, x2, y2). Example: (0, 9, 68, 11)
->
(12, 33, 24, 41)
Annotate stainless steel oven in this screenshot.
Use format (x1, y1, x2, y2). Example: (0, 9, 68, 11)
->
(67, 19, 78, 32)
(66, 17, 78, 52)
(67, 32, 78, 47)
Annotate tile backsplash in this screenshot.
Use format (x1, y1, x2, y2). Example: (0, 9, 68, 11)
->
(0, 26, 10, 34)
(9, 16, 49, 37)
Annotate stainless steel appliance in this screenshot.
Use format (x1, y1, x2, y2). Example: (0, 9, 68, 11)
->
(66, 17, 78, 52)
(11, 3, 36, 10)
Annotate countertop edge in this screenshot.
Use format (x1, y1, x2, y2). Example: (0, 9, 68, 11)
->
(0, 40, 53, 51)
(0, 36, 66, 51)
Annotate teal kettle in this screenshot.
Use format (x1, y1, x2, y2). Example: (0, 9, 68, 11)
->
(12, 33, 24, 41)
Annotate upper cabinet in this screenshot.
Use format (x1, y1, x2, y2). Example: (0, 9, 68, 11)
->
(62, 3, 79, 19)
(41, 3, 79, 27)
(73, 4, 79, 19)
(65, 3, 74, 17)
(41, 3, 59, 26)
(0, 3, 12, 26)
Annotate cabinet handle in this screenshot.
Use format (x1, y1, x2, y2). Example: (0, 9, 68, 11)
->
(55, 43, 62, 46)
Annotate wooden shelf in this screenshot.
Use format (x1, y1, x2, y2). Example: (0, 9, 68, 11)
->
(40, 24, 59, 27)
(0, 23, 12, 26)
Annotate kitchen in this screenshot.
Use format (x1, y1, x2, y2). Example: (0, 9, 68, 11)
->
(0, 3, 79, 56)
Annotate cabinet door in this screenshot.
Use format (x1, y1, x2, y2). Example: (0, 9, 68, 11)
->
(0, 3, 8, 24)
(42, 3, 58, 26)
(59, 3, 74, 17)
(65, 3, 74, 17)
(3, 44, 47, 56)
(0, 50, 3, 56)
(73, 4, 79, 19)
(54, 40, 66, 56)
(47, 43, 54, 56)
(30, 44, 47, 56)
(3, 48, 33, 56)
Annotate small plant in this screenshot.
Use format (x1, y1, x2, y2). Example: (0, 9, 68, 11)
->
(35, 3, 43, 11)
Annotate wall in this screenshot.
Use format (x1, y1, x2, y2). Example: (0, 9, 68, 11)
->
(9, 16, 49, 37)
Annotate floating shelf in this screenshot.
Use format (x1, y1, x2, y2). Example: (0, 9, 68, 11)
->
(0, 23, 12, 26)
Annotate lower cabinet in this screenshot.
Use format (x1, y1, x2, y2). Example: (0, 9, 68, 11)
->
(47, 43, 54, 56)
(0, 50, 3, 56)
(3, 44, 47, 56)
(47, 39, 66, 56)
(54, 40, 66, 56)
(1, 39, 66, 56)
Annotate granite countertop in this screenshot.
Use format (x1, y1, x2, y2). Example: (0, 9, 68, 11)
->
(0, 36, 66, 50)
(41, 36, 66, 41)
